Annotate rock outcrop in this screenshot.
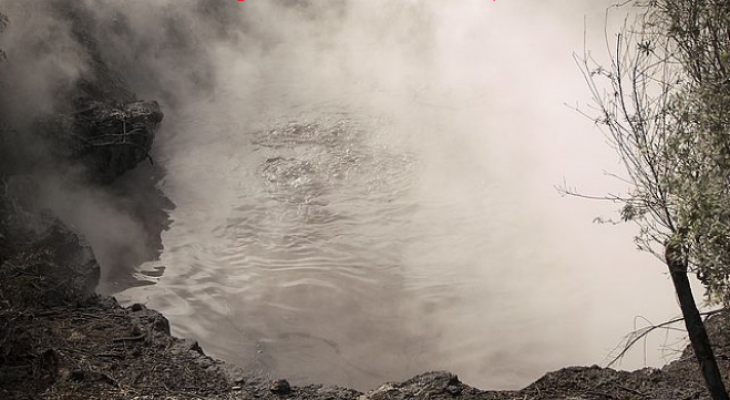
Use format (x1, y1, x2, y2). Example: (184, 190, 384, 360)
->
(41, 99, 163, 183)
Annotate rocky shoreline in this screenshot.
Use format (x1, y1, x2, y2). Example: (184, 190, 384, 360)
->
(0, 215, 728, 400)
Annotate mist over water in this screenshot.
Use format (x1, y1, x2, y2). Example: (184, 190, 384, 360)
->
(5, 0, 685, 391)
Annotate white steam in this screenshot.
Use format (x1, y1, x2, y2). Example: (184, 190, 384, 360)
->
(1, 0, 688, 391)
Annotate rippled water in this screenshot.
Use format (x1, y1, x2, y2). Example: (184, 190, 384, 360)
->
(114, 0, 682, 391)
(122, 87, 499, 386)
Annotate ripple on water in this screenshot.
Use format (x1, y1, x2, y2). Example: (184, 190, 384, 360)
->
(125, 113, 454, 388)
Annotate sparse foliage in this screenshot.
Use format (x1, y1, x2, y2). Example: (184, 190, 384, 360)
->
(576, 1, 730, 303)
(573, 1, 730, 399)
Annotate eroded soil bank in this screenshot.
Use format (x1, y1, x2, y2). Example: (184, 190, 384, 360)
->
(1, 222, 730, 400)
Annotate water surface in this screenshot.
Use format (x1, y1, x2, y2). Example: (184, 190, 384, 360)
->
(116, 1, 682, 390)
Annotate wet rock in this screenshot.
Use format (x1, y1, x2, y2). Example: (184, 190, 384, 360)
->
(131, 303, 144, 312)
(270, 379, 291, 395)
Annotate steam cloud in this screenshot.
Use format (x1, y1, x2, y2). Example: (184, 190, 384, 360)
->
(0, 0, 685, 391)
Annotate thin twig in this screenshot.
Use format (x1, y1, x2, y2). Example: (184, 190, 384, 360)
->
(607, 309, 726, 368)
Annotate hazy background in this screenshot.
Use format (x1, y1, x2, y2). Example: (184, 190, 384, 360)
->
(0, 0, 689, 392)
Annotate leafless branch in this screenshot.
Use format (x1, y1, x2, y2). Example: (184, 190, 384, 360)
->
(606, 309, 726, 368)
